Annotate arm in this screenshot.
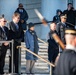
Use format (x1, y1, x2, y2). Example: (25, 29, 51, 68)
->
(53, 16, 56, 22)
(56, 23, 60, 37)
(24, 32, 30, 49)
(24, 9, 28, 21)
(24, 31, 34, 50)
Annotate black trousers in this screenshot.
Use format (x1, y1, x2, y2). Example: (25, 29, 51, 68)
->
(9, 41, 20, 73)
(0, 45, 8, 74)
(48, 48, 59, 63)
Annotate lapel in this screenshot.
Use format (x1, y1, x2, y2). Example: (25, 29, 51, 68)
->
(11, 21, 19, 31)
(0, 27, 7, 40)
(0, 26, 5, 34)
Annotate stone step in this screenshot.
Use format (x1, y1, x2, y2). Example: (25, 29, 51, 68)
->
(21, 42, 48, 45)
(4, 42, 49, 74)
(2, 73, 50, 75)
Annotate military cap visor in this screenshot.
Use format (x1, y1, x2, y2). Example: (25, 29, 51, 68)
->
(65, 29, 76, 35)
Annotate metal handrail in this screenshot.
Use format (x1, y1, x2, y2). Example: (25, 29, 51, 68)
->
(0, 40, 13, 43)
(17, 45, 55, 75)
(38, 38, 48, 46)
(0, 40, 15, 74)
(17, 46, 55, 67)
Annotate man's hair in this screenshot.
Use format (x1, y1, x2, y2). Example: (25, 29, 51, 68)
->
(51, 21, 56, 24)
(13, 13, 20, 18)
(68, 3, 72, 6)
(0, 15, 4, 19)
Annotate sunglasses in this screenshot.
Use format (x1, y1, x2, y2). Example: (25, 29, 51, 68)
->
(0, 21, 7, 22)
(3, 21, 7, 22)
(64, 18, 67, 19)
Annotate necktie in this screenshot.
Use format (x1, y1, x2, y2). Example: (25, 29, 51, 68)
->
(15, 24, 19, 30)
(2, 27, 7, 40)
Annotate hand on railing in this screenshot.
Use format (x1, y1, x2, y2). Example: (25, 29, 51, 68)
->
(17, 46, 55, 67)
(4, 42, 9, 46)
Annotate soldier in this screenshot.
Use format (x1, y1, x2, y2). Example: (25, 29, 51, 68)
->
(56, 14, 68, 44)
(54, 28, 76, 75)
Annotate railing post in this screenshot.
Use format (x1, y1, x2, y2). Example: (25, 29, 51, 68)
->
(17, 46, 55, 75)
(18, 47, 21, 74)
(50, 65, 52, 75)
(11, 39, 14, 73)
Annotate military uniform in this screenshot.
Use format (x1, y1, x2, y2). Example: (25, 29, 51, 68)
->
(56, 14, 69, 44)
(54, 28, 76, 75)
(56, 22, 67, 44)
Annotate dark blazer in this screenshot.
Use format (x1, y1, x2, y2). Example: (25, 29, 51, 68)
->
(55, 50, 76, 75)
(0, 26, 9, 41)
(9, 21, 24, 44)
(56, 22, 68, 44)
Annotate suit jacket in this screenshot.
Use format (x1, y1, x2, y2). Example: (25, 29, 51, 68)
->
(9, 21, 24, 44)
(0, 26, 9, 41)
(55, 50, 76, 75)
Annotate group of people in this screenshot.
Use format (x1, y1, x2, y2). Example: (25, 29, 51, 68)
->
(0, 3, 39, 75)
(47, 21, 76, 75)
(0, 2, 76, 75)
(53, 3, 76, 28)
(0, 12, 24, 74)
(47, 3, 76, 75)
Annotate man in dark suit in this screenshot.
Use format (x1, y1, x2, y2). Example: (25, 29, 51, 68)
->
(9, 13, 24, 74)
(0, 16, 9, 74)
